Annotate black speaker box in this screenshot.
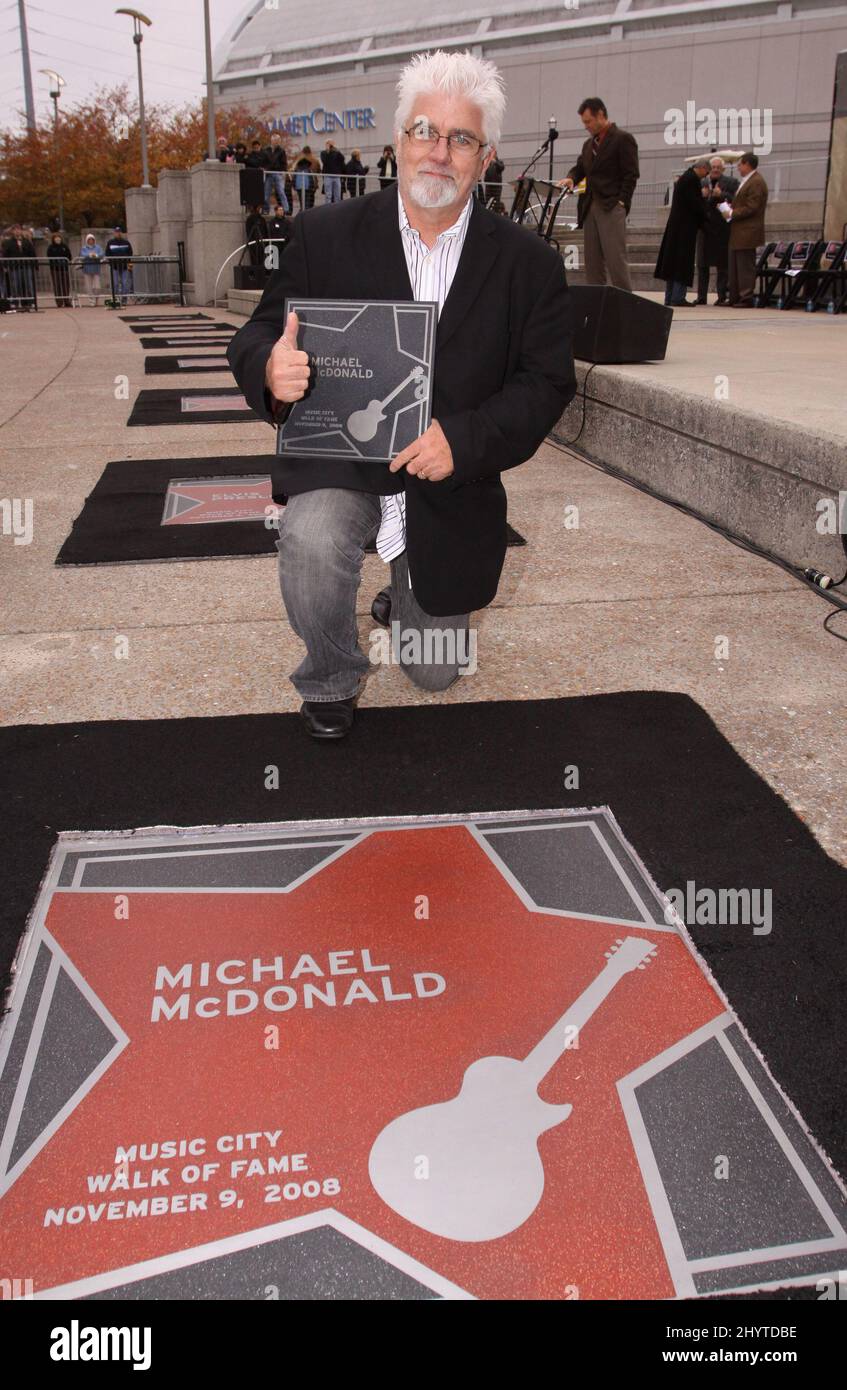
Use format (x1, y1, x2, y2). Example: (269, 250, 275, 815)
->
(234, 263, 268, 290)
(569, 284, 672, 362)
(239, 167, 264, 208)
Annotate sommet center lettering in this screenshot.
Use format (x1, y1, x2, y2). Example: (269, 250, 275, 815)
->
(268, 106, 376, 137)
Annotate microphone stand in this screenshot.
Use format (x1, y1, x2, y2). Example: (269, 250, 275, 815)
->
(511, 134, 554, 225)
(540, 119, 560, 239)
(519, 139, 550, 182)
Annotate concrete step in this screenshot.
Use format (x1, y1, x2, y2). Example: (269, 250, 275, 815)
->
(568, 265, 662, 290)
(552, 226, 821, 249)
(552, 352, 845, 583)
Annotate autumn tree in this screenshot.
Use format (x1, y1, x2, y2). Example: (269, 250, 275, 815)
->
(0, 85, 281, 229)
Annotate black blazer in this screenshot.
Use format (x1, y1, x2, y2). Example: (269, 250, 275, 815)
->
(227, 185, 576, 616)
(567, 124, 640, 222)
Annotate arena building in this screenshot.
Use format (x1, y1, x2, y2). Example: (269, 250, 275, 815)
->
(212, 0, 847, 212)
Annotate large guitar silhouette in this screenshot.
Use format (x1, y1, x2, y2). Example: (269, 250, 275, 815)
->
(346, 365, 427, 442)
(368, 936, 658, 1242)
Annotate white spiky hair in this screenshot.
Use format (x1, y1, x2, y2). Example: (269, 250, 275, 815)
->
(394, 49, 506, 148)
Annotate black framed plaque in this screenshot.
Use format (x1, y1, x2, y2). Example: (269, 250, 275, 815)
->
(277, 298, 437, 463)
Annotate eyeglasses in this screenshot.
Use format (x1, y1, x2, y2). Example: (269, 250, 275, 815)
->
(403, 120, 488, 157)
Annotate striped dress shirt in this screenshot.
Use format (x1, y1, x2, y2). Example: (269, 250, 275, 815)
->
(375, 193, 474, 568)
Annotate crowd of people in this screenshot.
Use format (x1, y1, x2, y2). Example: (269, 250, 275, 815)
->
(552, 98, 769, 307)
(2, 114, 768, 314)
(214, 132, 506, 219)
(235, 132, 506, 277)
(212, 133, 380, 211)
(0, 223, 135, 310)
(656, 152, 768, 307)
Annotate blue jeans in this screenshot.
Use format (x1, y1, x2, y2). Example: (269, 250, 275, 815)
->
(275, 489, 470, 700)
(664, 280, 689, 305)
(323, 175, 342, 204)
(263, 172, 289, 213)
(113, 265, 133, 299)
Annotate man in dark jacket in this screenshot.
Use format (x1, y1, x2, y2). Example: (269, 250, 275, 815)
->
(47, 231, 72, 305)
(655, 157, 711, 305)
(227, 50, 576, 740)
(558, 97, 639, 290)
(1, 223, 36, 310)
(345, 150, 369, 197)
(377, 146, 397, 188)
(321, 141, 346, 203)
(105, 226, 134, 304)
(483, 155, 505, 207)
(245, 206, 268, 269)
(265, 203, 291, 255)
(695, 156, 738, 304)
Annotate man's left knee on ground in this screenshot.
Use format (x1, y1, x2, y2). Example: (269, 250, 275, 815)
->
(399, 659, 464, 693)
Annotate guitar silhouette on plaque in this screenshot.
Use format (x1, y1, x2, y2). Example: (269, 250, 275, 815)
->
(346, 365, 427, 442)
(368, 935, 658, 1242)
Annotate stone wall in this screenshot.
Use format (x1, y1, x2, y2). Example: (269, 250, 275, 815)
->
(125, 162, 246, 305)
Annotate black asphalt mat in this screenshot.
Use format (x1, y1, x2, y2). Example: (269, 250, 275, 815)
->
(54, 456, 525, 565)
(126, 387, 261, 427)
(138, 336, 234, 350)
(128, 322, 234, 335)
(145, 354, 232, 374)
(1, 692, 843, 1247)
(120, 314, 212, 322)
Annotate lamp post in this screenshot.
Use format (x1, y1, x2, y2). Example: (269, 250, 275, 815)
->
(18, 1, 36, 132)
(39, 68, 65, 230)
(204, 0, 217, 163)
(115, 8, 152, 187)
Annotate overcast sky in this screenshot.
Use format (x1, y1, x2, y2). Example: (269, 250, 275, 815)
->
(2, 0, 249, 132)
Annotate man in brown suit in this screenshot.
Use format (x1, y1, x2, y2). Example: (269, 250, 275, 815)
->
(558, 97, 640, 291)
(724, 152, 768, 307)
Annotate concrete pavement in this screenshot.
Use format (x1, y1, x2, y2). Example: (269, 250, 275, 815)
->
(1, 304, 845, 864)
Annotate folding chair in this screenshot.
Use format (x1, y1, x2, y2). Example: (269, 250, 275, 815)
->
(803, 240, 847, 313)
(753, 241, 793, 307)
(775, 240, 825, 309)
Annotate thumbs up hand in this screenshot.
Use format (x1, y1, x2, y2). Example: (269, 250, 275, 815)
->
(281, 310, 299, 350)
(265, 310, 311, 403)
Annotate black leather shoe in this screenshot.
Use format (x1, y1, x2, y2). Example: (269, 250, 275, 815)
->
(371, 589, 391, 628)
(299, 698, 355, 740)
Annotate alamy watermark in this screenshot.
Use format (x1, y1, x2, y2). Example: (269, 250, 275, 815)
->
(664, 879, 772, 935)
(0, 1276, 33, 1299)
(50, 1320, 151, 1370)
(1, 497, 33, 546)
(664, 103, 772, 156)
(369, 621, 477, 675)
(815, 490, 847, 534)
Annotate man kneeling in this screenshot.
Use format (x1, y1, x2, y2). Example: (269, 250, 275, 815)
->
(228, 49, 576, 740)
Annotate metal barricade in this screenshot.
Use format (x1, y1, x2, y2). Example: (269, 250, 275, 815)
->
(0, 255, 184, 310)
(114, 255, 184, 305)
(0, 256, 41, 310)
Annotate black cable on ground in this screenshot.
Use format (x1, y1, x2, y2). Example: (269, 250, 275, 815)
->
(546, 394, 847, 645)
(557, 361, 600, 449)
